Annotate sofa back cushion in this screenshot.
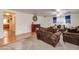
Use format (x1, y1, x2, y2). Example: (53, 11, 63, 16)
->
(40, 27, 47, 32)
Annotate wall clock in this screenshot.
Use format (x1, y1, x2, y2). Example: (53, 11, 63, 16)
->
(33, 16, 38, 21)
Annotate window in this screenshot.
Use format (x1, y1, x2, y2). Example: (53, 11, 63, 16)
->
(65, 15, 71, 23)
(53, 17, 57, 23)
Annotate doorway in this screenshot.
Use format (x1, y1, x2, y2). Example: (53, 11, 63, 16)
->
(3, 12, 16, 44)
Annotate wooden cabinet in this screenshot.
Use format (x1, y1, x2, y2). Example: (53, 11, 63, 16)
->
(3, 24, 9, 29)
(31, 24, 40, 32)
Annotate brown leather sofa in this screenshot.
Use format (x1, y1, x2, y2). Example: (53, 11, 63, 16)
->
(36, 27, 61, 47)
(63, 26, 79, 46)
(63, 32, 79, 46)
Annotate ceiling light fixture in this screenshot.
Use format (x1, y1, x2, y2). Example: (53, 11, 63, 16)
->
(56, 9, 61, 12)
(56, 9, 62, 17)
(57, 12, 62, 17)
(5, 13, 10, 15)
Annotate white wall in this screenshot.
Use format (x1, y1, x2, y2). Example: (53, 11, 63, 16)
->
(0, 16, 3, 30)
(4, 10, 79, 35)
(44, 17, 53, 27)
(16, 12, 33, 35)
(58, 13, 79, 28)
(70, 13, 79, 27)
(33, 16, 46, 27)
(16, 11, 46, 35)
(43, 13, 79, 28)
(0, 15, 3, 38)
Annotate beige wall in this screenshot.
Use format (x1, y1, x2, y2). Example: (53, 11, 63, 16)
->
(44, 13, 79, 28)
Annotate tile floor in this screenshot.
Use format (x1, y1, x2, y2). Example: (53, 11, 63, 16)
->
(0, 31, 79, 50)
(0, 34, 79, 50)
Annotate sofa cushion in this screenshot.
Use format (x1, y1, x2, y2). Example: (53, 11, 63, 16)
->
(40, 27, 47, 32)
(47, 27, 57, 33)
(50, 32, 61, 47)
(36, 27, 61, 47)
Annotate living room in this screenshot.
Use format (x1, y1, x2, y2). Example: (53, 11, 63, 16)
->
(0, 9, 79, 50)
(0, 0, 79, 59)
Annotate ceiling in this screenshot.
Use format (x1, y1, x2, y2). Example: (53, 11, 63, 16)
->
(12, 9, 79, 16)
